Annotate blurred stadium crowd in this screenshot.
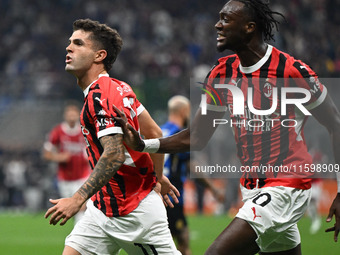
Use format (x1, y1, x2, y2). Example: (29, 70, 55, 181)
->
(0, 0, 339, 211)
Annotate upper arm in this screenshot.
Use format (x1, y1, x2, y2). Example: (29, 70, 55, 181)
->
(138, 109, 163, 139)
(99, 134, 125, 161)
(190, 107, 225, 150)
(310, 94, 340, 132)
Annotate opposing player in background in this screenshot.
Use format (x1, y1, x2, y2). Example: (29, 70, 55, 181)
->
(162, 95, 224, 255)
(43, 102, 90, 223)
(45, 19, 180, 255)
(113, 0, 340, 254)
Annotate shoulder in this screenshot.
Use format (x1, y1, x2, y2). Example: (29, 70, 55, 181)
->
(271, 47, 317, 77)
(206, 54, 239, 79)
(89, 76, 118, 93)
(111, 78, 135, 96)
(51, 124, 62, 134)
(48, 124, 63, 141)
(217, 54, 238, 64)
(161, 122, 181, 137)
(88, 77, 136, 98)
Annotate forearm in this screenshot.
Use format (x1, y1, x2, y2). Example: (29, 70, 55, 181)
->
(75, 135, 125, 203)
(142, 109, 225, 154)
(141, 128, 190, 154)
(331, 130, 340, 193)
(43, 150, 67, 163)
(158, 128, 191, 153)
(311, 96, 340, 194)
(76, 153, 124, 202)
(150, 153, 165, 180)
(137, 108, 166, 176)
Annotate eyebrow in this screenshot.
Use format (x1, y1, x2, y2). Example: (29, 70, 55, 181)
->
(69, 38, 84, 44)
(220, 10, 242, 18)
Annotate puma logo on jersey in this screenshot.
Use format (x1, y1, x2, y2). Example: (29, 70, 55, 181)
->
(95, 97, 106, 105)
(251, 207, 261, 221)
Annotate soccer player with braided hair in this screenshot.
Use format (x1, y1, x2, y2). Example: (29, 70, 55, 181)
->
(114, 1, 340, 254)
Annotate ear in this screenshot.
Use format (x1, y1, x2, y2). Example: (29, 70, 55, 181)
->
(94, 50, 107, 63)
(246, 21, 256, 34)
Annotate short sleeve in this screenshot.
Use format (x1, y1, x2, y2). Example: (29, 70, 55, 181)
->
(135, 98, 145, 116)
(290, 61, 327, 110)
(87, 78, 141, 139)
(88, 86, 123, 140)
(43, 127, 59, 151)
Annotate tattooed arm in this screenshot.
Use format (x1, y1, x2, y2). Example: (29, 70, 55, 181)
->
(77, 135, 125, 200)
(45, 134, 125, 226)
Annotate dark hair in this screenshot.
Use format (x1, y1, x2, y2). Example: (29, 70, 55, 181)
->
(73, 19, 123, 71)
(236, 0, 285, 41)
(64, 100, 81, 111)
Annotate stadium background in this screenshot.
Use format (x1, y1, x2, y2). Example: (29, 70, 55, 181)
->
(0, 0, 339, 254)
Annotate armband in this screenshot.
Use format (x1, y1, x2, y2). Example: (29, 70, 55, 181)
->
(142, 139, 160, 153)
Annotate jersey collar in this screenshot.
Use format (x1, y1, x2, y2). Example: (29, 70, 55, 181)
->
(83, 73, 110, 97)
(61, 122, 80, 136)
(239, 45, 273, 74)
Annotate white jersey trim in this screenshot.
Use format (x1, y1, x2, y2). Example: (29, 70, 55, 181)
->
(97, 127, 123, 139)
(61, 122, 81, 136)
(305, 86, 327, 110)
(83, 73, 110, 97)
(123, 148, 136, 167)
(137, 104, 145, 116)
(239, 45, 273, 74)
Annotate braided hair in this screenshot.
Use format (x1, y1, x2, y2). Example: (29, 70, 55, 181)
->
(236, 0, 285, 41)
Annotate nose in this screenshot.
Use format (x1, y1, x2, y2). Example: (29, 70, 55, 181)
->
(66, 43, 72, 52)
(215, 20, 222, 30)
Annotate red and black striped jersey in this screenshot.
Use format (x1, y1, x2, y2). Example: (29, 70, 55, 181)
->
(204, 45, 327, 190)
(44, 123, 90, 181)
(80, 74, 156, 217)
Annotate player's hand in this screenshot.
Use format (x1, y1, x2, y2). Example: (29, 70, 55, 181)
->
(112, 104, 145, 151)
(157, 175, 180, 208)
(44, 197, 82, 226)
(325, 193, 340, 242)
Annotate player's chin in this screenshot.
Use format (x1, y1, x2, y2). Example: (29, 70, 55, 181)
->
(216, 43, 227, 52)
(65, 65, 74, 72)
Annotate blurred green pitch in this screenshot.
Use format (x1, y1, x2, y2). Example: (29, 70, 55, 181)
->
(0, 213, 338, 255)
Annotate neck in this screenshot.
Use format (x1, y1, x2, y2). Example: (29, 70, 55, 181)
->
(65, 121, 77, 129)
(76, 67, 107, 91)
(234, 41, 268, 67)
(168, 114, 184, 129)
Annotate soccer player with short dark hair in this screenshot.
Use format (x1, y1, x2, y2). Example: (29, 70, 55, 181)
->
(45, 18, 181, 255)
(114, 1, 340, 254)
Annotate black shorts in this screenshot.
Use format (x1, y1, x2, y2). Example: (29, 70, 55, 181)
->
(166, 205, 188, 236)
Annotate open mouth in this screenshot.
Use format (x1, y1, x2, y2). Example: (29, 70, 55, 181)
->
(217, 33, 226, 41)
(65, 55, 72, 63)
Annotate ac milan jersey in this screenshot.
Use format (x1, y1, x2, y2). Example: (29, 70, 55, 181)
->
(80, 74, 156, 217)
(204, 45, 327, 190)
(45, 123, 90, 181)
